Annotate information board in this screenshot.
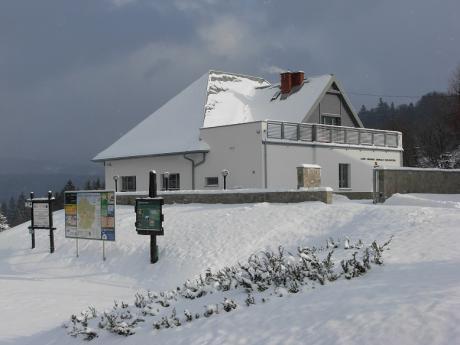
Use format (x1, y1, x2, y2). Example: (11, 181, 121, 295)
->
(65, 191, 116, 241)
(33, 203, 50, 228)
(135, 198, 164, 234)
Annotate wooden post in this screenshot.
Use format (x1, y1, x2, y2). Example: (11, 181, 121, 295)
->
(48, 191, 55, 253)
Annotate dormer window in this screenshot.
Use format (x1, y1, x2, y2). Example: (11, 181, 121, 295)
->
(321, 114, 341, 126)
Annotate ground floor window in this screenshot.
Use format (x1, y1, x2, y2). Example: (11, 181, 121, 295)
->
(205, 177, 219, 186)
(339, 163, 350, 188)
(162, 173, 180, 190)
(321, 115, 341, 126)
(121, 176, 136, 192)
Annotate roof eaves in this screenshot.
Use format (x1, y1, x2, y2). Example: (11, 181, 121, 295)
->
(92, 149, 210, 163)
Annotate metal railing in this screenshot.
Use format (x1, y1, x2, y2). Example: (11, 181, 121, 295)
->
(266, 121, 401, 148)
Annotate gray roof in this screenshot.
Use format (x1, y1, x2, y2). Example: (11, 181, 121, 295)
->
(93, 70, 361, 162)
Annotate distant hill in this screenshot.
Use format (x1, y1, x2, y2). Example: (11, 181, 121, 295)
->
(0, 156, 103, 203)
(0, 173, 103, 203)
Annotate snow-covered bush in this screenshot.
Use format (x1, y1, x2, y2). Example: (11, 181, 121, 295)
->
(0, 212, 8, 232)
(66, 236, 391, 340)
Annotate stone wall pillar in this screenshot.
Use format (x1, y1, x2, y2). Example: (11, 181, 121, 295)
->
(297, 164, 321, 188)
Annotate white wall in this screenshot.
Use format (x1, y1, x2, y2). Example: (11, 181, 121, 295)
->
(197, 122, 264, 189)
(102, 121, 402, 193)
(104, 155, 192, 191)
(265, 143, 402, 191)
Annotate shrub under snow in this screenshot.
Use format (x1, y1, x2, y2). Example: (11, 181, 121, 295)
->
(65, 236, 392, 341)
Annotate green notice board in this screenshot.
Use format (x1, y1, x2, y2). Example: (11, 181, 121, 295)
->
(135, 198, 163, 233)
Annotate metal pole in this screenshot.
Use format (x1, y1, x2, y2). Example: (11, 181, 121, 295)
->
(149, 170, 158, 264)
(48, 191, 54, 253)
(76, 238, 79, 258)
(30, 192, 35, 249)
(102, 240, 106, 261)
(224, 175, 227, 190)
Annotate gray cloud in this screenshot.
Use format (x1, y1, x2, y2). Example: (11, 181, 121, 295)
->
(1, 0, 459, 170)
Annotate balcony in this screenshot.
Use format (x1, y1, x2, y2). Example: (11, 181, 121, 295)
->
(265, 121, 402, 149)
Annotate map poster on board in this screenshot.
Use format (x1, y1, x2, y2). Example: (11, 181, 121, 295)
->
(64, 191, 115, 241)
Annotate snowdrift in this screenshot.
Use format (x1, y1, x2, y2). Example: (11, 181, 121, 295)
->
(1, 195, 460, 345)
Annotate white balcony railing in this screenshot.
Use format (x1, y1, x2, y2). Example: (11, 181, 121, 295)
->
(266, 121, 401, 148)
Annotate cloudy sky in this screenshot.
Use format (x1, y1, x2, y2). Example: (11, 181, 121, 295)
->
(1, 0, 459, 172)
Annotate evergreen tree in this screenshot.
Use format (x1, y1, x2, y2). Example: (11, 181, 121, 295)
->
(7, 197, 16, 225)
(1, 202, 8, 222)
(15, 193, 29, 225)
(92, 177, 102, 190)
(64, 179, 76, 191)
(84, 179, 92, 190)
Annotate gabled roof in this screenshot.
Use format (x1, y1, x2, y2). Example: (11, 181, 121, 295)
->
(93, 70, 362, 162)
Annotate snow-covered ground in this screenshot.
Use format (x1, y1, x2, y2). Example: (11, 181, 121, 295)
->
(1, 194, 459, 345)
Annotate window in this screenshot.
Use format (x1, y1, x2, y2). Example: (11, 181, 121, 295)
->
(339, 164, 350, 189)
(161, 173, 180, 190)
(321, 115, 341, 126)
(121, 176, 136, 192)
(205, 177, 219, 186)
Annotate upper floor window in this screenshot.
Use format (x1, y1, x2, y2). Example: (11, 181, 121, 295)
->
(321, 115, 341, 126)
(121, 176, 136, 192)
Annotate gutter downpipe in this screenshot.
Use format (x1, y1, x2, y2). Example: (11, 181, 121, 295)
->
(263, 139, 268, 188)
(184, 152, 207, 190)
(262, 122, 268, 189)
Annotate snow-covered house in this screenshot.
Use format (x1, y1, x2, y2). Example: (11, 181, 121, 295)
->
(93, 70, 403, 193)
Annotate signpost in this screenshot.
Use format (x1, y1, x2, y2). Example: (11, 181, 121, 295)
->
(27, 191, 56, 253)
(135, 171, 164, 263)
(64, 190, 116, 260)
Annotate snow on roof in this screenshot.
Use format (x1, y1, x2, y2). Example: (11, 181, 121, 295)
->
(93, 73, 210, 162)
(94, 70, 341, 161)
(203, 71, 333, 127)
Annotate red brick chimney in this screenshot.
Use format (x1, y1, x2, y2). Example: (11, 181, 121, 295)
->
(280, 71, 304, 94)
(291, 71, 304, 87)
(280, 72, 292, 94)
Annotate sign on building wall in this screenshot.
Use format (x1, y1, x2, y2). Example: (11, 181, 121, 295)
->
(64, 191, 116, 241)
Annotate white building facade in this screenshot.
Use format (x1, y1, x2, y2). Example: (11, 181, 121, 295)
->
(95, 71, 403, 193)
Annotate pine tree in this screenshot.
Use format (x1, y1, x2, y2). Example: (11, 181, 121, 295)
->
(93, 178, 102, 190)
(64, 179, 76, 191)
(1, 202, 8, 222)
(15, 193, 29, 225)
(7, 197, 16, 226)
(84, 179, 92, 190)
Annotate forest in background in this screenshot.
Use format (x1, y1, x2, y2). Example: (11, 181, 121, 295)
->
(0, 178, 104, 229)
(359, 67, 460, 168)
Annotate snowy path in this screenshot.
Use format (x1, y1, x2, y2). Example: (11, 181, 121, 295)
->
(0, 194, 459, 345)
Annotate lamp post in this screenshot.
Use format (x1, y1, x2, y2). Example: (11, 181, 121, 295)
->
(113, 175, 119, 192)
(164, 171, 170, 191)
(221, 169, 229, 190)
